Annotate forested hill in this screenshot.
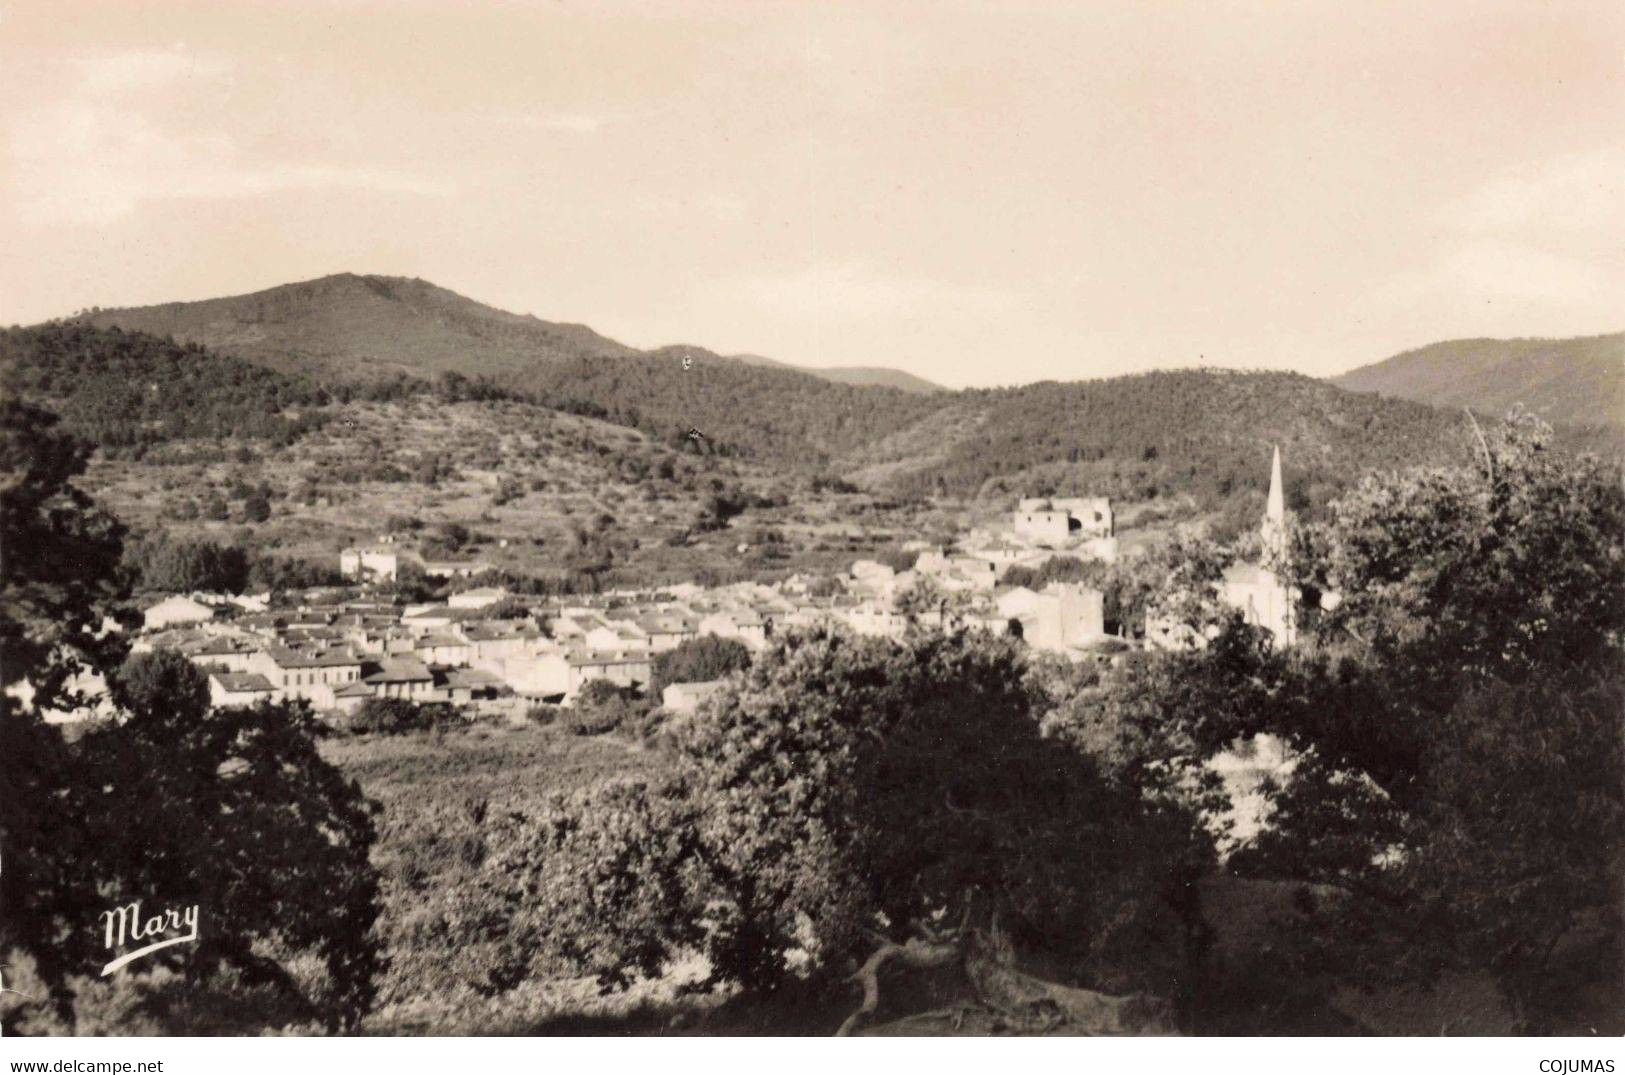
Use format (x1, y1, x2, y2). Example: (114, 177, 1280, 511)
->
(77, 273, 636, 380)
(17, 298, 1590, 515)
(1, 319, 1500, 520)
(525, 348, 949, 466)
(1333, 332, 1623, 429)
(76, 273, 939, 392)
(857, 369, 1473, 511)
(728, 352, 944, 394)
(0, 322, 331, 450)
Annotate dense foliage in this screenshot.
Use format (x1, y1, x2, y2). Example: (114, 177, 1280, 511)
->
(0, 324, 328, 452)
(124, 534, 251, 594)
(884, 370, 1469, 511)
(648, 635, 752, 696)
(0, 401, 130, 712)
(481, 627, 1214, 1002)
(1072, 414, 1625, 1031)
(0, 403, 385, 1033)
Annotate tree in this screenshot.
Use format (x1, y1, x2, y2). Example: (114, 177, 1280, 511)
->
(483, 627, 1212, 1028)
(437, 521, 470, 550)
(4, 651, 386, 1031)
(649, 635, 752, 696)
(242, 492, 271, 523)
(0, 401, 129, 714)
(562, 679, 645, 736)
(1133, 413, 1625, 1030)
(694, 488, 745, 532)
(1394, 665, 1623, 1027)
(125, 535, 251, 594)
(0, 404, 384, 1032)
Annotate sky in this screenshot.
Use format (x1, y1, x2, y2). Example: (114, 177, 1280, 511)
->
(1, 0, 1620, 389)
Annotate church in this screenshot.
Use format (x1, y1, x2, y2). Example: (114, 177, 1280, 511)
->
(1218, 445, 1298, 647)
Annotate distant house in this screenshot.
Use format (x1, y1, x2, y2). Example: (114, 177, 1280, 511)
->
(143, 595, 215, 631)
(463, 623, 546, 664)
(1011, 497, 1115, 546)
(1049, 497, 1114, 538)
(1012, 583, 1106, 653)
(339, 546, 399, 583)
(850, 560, 897, 583)
(247, 646, 365, 708)
(183, 636, 258, 673)
(559, 649, 651, 700)
(439, 667, 506, 705)
(698, 611, 768, 650)
(947, 556, 998, 591)
(630, 614, 697, 653)
(402, 605, 457, 635)
(661, 679, 727, 715)
(842, 602, 906, 640)
(583, 621, 645, 653)
(414, 633, 471, 666)
(208, 671, 277, 709)
(448, 586, 508, 610)
(994, 585, 1043, 621)
(362, 657, 437, 701)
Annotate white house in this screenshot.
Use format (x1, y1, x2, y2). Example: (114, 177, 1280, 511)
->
(1013, 584, 1106, 653)
(698, 611, 768, 650)
(1012, 509, 1074, 544)
(208, 671, 277, 709)
(415, 633, 472, 667)
(143, 595, 216, 631)
(1049, 497, 1114, 538)
(362, 657, 437, 701)
(448, 587, 509, 610)
(248, 646, 365, 708)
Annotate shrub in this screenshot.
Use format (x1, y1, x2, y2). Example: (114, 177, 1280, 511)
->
(561, 679, 646, 736)
(344, 697, 459, 736)
(649, 635, 752, 696)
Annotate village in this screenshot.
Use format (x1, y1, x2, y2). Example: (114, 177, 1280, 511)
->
(124, 451, 1300, 724)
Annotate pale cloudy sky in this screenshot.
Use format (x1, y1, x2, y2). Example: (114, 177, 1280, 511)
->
(1, 0, 1620, 388)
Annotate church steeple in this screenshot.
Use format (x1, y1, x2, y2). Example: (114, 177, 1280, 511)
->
(1266, 443, 1284, 526)
(1261, 444, 1288, 561)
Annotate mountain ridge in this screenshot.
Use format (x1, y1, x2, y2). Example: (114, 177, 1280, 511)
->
(76, 273, 942, 392)
(1333, 332, 1623, 429)
(31, 275, 1616, 513)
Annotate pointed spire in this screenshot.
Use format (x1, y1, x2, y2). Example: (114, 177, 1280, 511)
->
(1266, 443, 1285, 525)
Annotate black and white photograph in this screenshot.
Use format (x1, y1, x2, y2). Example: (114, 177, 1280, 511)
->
(1, 0, 1621, 1066)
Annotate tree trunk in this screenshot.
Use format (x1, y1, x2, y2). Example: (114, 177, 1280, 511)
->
(837, 928, 1175, 1036)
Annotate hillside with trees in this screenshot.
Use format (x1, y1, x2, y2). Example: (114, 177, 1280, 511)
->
(1334, 332, 1623, 429)
(6, 325, 1541, 523)
(0, 323, 330, 453)
(862, 369, 1474, 514)
(78, 273, 935, 392)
